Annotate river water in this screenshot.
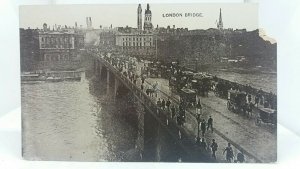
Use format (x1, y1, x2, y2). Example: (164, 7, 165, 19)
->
(21, 73, 137, 161)
(209, 70, 277, 93)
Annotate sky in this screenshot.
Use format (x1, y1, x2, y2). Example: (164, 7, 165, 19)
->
(19, 3, 258, 30)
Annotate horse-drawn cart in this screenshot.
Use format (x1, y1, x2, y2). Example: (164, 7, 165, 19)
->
(227, 90, 247, 114)
(255, 108, 277, 126)
(180, 88, 197, 107)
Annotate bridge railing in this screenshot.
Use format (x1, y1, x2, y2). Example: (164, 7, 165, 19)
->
(91, 52, 212, 161)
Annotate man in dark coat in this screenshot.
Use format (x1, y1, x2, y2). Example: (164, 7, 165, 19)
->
(166, 99, 171, 110)
(161, 99, 166, 110)
(210, 139, 218, 159)
(201, 119, 206, 137)
(207, 116, 213, 132)
(223, 143, 234, 163)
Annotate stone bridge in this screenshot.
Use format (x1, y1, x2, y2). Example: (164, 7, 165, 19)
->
(89, 51, 212, 162)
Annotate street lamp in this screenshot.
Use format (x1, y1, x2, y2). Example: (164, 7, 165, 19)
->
(196, 114, 201, 144)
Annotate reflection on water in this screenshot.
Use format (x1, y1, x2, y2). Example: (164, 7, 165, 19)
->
(22, 73, 137, 161)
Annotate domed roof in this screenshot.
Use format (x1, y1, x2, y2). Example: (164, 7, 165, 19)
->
(145, 4, 151, 14)
(145, 10, 152, 14)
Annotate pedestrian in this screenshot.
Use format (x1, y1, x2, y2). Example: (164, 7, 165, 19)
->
(255, 95, 259, 107)
(141, 84, 144, 91)
(178, 130, 182, 139)
(161, 99, 166, 110)
(210, 139, 218, 160)
(157, 98, 161, 108)
(141, 76, 145, 84)
(180, 109, 186, 121)
(207, 116, 213, 132)
(200, 119, 206, 137)
(200, 138, 207, 151)
(166, 99, 171, 110)
(235, 151, 245, 163)
(223, 143, 234, 163)
(177, 115, 182, 126)
(171, 105, 176, 119)
(196, 100, 202, 119)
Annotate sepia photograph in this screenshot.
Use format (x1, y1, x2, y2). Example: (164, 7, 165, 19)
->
(20, 3, 277, 163)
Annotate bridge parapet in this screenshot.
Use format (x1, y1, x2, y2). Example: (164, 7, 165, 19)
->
(89, 51, 212, 162)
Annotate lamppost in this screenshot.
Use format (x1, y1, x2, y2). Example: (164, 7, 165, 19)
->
(196, 114, 201, 144)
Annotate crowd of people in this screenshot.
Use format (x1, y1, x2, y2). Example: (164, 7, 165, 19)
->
(102, 53, 246, 163)
(153, 93, 245, 162)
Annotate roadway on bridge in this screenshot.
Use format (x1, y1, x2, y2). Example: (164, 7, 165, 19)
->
(132, 61, 276, 163)
(99, 53, 276, 163)
(144, 77, 276, 163)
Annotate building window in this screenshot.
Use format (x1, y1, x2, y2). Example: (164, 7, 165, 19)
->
(144, 42, 146, 46)
(133, 42, 135, 46)
(133, 37, 135, 41)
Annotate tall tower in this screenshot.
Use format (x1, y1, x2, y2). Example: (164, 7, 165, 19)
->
(86, 17, 93, 29)
(89, 17, 92, 28)
(86, 17, 89, 28)
(144, 4, 153, 31)
(137, 4, 142, 30)
(217, 8, 223, 30)
(43, 23, 47, 31)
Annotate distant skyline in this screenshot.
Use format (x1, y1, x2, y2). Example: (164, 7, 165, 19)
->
(20, 3, 258, 30)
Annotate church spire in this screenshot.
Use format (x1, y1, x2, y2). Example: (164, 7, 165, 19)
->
(217, 8, 223, 30)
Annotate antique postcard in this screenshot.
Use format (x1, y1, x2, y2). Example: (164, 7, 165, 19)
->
(20, 3, 277, 162)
